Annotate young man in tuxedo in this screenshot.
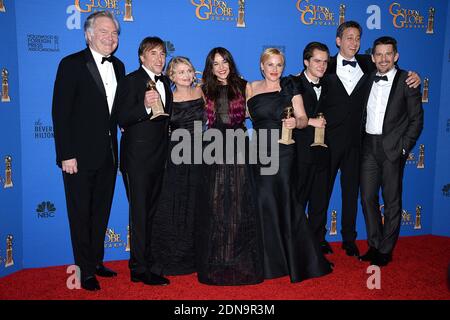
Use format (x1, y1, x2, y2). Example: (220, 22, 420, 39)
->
(322, 21, 420, 258)
(52, 11, 125, 291)
(115, 37, 172, 286)
(358, 36, 423, 266)
(293, 42, 333, 254)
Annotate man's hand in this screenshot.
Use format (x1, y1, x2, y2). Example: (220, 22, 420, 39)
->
(308, 117, 326, 128)
(62, 158, 78, 174)
(406, 71, 421, 89)
(283, 117, 297, 129)
(144, 90, 161, 110)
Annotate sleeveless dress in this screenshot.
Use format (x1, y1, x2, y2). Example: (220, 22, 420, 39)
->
(151, 98, 205, 275)
(247, 77, 333, 283)
(196, 85, 264, 285)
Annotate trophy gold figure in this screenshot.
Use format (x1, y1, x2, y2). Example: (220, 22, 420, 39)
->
(339, 4, 346, 25)
(417, 144, 425, 169)
(124, 0, 134, 22)
(125, 225, 130, 252)
(426, 7, 435, 34)
(237, 0, 246, 28)
(329, 210, 337, 235)
(278, 105, 295, 145)
(5, 235, 14, 267)
(0, 0, 5, 12)
(3, 156, 13, 188)
(310, 113, 328, 147)
(422, 78, 429, 103)
(2, 68, 11, 102)
(146, 79, 169, 120)
(414, 205, 422, 230)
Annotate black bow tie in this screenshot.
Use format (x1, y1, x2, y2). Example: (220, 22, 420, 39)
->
(310, 82, 321, 89)
(154, 75, 163, 83)
(342, 59, 357, 68)
(101, 56, 113, 64)
(374, 75, 388, 83)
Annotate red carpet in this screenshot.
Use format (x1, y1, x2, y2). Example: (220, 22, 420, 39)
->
(0, 235, 449, 300)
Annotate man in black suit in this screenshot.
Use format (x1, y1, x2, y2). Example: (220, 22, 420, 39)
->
(52, 11, 125, 291)
(323, 21, 420, 257)
(115, 37, 172, 286)
(293, 42, 332, 254)
(359, 36, 423, 266)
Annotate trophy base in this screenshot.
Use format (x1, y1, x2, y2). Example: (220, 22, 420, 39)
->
(150, 113, 169, 120)
(0, 7, 5, 13)
(237, 22, 246, 28)
(4, 182, 13, 189)
(278, 139, 295, 145)
(1, 97, 10, 102)
(311, 143, 328, 148)
(124, 17, 134, 22)
(414, 226, 422, 230)
(421, 98, 428, 103)
(417, 164, 424, 169)
(329, 231, 337, 236)
(426, 30, 434, 34)
(5, 261, 14, 268)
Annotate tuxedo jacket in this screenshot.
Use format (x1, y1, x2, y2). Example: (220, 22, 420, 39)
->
(115, 67, 173, 174)
(292, 72, 329, 164)
(52, 48, 126, 170)
(322, 54, 376, 149)
(362, 69, 424, 162)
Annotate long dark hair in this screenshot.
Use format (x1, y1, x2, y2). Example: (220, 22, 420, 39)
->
(202, 47, 245, 127)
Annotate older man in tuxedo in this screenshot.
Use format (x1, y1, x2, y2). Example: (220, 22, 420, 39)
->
(52, 11, 125, 291)
(358, 36, 423, 266)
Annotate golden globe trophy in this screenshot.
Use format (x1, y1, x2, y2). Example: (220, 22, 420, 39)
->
(124, 0, 134, 22)
(5, 235, 14, 268)
(311, 113, 328, 147)
(422, 78, 429, 103)
(2, 68, 11, 102)
(278, 105, 295, 145)
(4, 156, 13, 188)
(417, 144, 425, 169)
(329, 210, 337, 235)
(414, 205, 422, 230)
(339, 4, 346, 25)
(0, 0, 5, 12)
(236, 0, 246, 28)
(125, 225, 130, 252)
(146, 79, 169, 120)
(426, 7, 435, 34)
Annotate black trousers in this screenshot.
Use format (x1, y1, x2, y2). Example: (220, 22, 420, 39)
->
(297, 161, 330, 243)
(62, 152, 116, 280)
(126, 169, 164, 275)
(327, 144, 360, 242)
(360, 134, 405, 255)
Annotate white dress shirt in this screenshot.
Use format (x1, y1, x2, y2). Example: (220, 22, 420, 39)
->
(304, 72, 321, 100)
(142, 65, 166, 114)
(90, 48, 117, 114)
(336, 53, 364, 96)
(365, 67, 397, 135)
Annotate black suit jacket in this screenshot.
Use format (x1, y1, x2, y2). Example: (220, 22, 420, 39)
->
(52, 48, 126, 170)
(362, 69, 424, 162)
(115, 67, 173, 174)
(322, 54, 375, 149)
(292, 72, 329, 164)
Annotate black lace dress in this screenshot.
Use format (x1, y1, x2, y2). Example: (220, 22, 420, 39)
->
(195, 85, 264, 285)
(247, 77, 333, 283)
(151, 98, 205, 275)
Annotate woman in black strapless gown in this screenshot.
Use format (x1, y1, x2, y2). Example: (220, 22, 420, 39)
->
(151, 57, 205, 275)
(247, 48, 333, 283)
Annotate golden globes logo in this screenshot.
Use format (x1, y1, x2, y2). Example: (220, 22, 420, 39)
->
(296, 0, 338, 26)
(104, 228, 126, 249)
(74, 0, 133, 21)
(191, 0, 237, 23)
(389, 3, 426, 30)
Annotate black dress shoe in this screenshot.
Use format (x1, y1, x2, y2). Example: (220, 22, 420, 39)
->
(341, 241, 360, 257)
(81, 276, 100, 291)
(320, 241, 333, 254)
(370, 252, 392, 267)
(96, 264, 118, 277)
(131, 272, 170, 286)
(359, 247, 379, 262)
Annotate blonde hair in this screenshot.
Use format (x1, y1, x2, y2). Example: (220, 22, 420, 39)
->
(260, 48, 285, 66)
(166, 56, 196, 83)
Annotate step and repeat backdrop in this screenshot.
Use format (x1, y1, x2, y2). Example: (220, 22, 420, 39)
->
(1, 0, 449, 277)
